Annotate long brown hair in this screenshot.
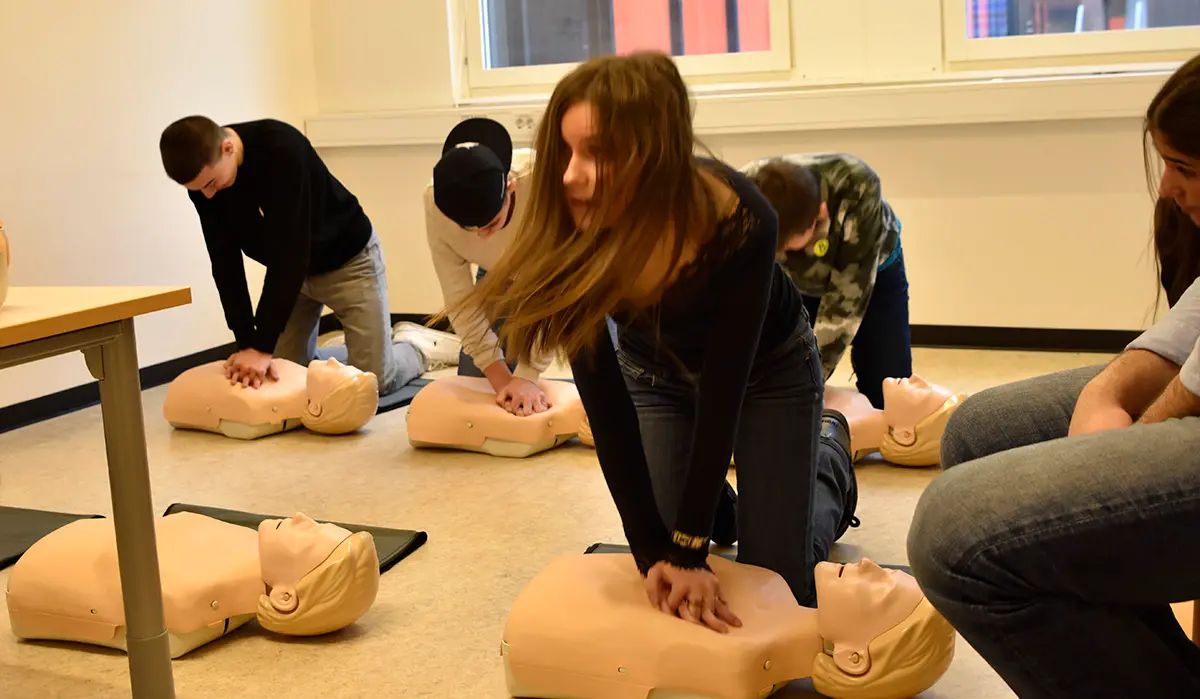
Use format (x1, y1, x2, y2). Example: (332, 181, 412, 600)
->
(1146, 54, 1200, 309)
(436, 52, 721, 363)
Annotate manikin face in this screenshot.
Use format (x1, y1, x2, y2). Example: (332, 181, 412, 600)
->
(814, 558, 924, 673)
(1154, 131, 1200, 227)
(881, 374, 953, 428)
(307, 357, 367, 405)
(560, 101, 599, 229)
(184, 138, 239, 199)
(258, 513, 352, 607)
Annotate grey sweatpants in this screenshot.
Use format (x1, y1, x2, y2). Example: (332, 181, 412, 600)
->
(273, 231, 424, 396)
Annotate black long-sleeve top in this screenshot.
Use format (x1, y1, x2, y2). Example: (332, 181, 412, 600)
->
(569, 160, 805, 575)
(188, 119, 373, 354)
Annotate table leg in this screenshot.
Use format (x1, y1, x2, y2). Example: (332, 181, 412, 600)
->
(84, 318, 175, 698)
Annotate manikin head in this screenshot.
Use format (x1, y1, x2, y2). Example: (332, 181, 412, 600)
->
(745, 158, 830, 255)
(811, 559, 955, 697)
(881, 375, 955, 438)
(256, 513, 380, 636)
(302, 357, 379, 435)
(879, 375, 966, 466)
(159, 115, 240, 198)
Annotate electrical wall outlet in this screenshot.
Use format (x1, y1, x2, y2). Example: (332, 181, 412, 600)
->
(514, 114, 535, 132)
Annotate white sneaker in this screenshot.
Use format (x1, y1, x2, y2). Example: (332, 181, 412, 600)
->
(317, 330, 346, 349)
(393, 321, 461, 370)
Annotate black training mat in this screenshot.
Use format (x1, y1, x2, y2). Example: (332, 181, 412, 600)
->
(163, 503, 427, 573)
(583, 542, 913, 576)
(0, 506, 104, 571)
(377, 378, 431, 414)
(313, 344, 431, 415)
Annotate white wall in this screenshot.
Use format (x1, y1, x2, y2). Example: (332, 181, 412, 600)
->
(1, 0, 1170, 410)
(309, 0, 1165, 334)
(0, 0, 318, 408)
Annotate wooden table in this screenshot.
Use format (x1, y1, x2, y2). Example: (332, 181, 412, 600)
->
(1, 286, 192, 699)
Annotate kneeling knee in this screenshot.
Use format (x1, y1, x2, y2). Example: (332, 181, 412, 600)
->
(906, 474, 981, 594)
(937, 392, 997, 469)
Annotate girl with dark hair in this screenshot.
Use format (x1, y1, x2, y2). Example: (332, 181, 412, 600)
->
(908, 54, 1200, 698)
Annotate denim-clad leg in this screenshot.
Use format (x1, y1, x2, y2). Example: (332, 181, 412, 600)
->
(799, 246, 913, 409)
(908, 365, 1200, 698)
(847, 247, 913, 408)
(619, 319, 854, 606)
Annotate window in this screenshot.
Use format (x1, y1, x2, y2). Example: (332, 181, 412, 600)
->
(463, 0, 791, 93)
(947, 0, 1200, 62)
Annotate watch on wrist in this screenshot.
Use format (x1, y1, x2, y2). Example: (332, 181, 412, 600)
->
(671, 529, 708, 550)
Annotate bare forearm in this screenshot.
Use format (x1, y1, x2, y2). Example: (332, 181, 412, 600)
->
(482, 359, 514, 394)
(1138, 376, 1200, 424)
(1079, 349, 1179, 419)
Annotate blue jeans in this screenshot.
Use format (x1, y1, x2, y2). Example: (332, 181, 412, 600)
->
(802, 245, 912, 409)
(907, 365, 1200, 698)
(616, 316, 856, 606)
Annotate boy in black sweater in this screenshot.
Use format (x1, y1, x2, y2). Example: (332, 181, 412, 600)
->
(159, 116, 454, 395)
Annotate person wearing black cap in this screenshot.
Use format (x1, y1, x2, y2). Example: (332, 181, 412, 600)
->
(416, 117, 556, 417)
(158, 116, 453, 396)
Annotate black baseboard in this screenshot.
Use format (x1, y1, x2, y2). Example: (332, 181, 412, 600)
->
(910, 325, 1137, 354)
(0, 319, 1136, 434)
(0, 343, 237, 435)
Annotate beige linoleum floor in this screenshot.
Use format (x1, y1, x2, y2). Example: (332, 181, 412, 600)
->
(1, 346, 1186, 698)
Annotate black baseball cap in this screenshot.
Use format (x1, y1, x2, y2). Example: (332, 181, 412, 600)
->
(433, 118, 514, 228)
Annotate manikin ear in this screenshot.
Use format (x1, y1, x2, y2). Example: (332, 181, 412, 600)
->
(890, 425, 917, 446)
(833, 642, 871, 676)
(306, 399, 324, 419)
(269, 585, 298, 613)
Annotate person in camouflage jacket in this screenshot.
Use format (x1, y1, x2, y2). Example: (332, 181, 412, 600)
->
(742, 153, 911, 409)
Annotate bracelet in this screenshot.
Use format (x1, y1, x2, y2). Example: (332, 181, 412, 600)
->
(671, 529, 708, 550)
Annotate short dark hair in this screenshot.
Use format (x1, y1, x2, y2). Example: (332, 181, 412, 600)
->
(159, 116, 225, 184)
(747, 159, 822, 253)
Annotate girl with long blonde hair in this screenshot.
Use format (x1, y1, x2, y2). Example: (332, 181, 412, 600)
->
(442, 52, 859, 629)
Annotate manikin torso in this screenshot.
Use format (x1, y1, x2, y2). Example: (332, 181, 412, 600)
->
(407, 375, 588, 457)
(501, 554, 924, 699)
(6, 512, 356, 658)
(163, 356, 377, 439)
(164, 359, 309, 438)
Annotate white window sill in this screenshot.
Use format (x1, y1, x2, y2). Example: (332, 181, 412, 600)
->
(305, 65, 1176, 149)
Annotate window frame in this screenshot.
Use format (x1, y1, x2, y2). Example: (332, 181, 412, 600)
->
(943, 0, 1200, 63)
(460, 0, 793, 94)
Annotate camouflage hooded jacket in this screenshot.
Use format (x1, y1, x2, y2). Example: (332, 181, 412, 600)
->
(741, 153, 901, 379)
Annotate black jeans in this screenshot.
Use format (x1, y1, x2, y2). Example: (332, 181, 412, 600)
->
(616, 317, 855, 606)
(802, 245, 912, 409)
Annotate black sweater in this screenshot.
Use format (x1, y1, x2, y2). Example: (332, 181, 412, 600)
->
(189, 119, 373, 354)
(569, 160, 805, 574)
